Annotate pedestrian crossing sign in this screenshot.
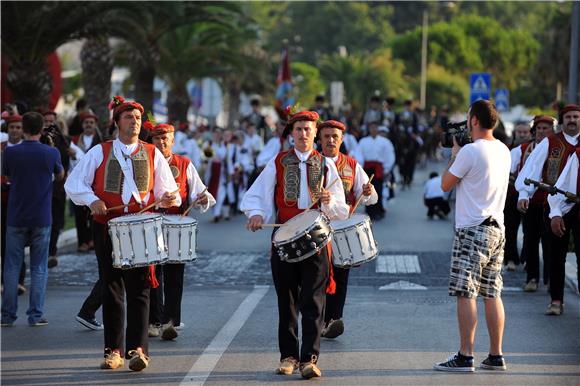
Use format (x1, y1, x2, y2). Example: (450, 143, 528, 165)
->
(469, 73, 491, 104)
(495, 89, 509, 112)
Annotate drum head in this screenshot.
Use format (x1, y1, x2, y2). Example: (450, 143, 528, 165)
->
(331, 214, 369, 230)
(273, 210, 321, 242)
(109, 213, 161, 224)
(163, 215, 197, 225)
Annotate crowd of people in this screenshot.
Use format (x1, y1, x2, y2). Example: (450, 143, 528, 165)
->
(0, 93, 578, 377)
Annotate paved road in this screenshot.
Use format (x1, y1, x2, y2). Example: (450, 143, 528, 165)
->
(2, 161, 579, 385)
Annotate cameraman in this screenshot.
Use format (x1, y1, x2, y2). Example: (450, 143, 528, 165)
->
(434, 100, 511, 372)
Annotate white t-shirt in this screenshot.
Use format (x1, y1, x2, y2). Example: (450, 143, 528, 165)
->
(424, 176, 444, 199)
(449, 139, 511, 229)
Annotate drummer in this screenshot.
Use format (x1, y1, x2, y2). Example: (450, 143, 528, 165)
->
(148, 122, 215, 341)
(240, 108, 349, 379)
(317, 119, 377, 339)
(64, 96, 180, 371)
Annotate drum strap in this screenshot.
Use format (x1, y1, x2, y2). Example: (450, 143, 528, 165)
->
(147, 265, 159, 288)
(325, 242, 336, 295)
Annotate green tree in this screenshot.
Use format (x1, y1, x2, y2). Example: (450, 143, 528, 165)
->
(291, 62, 326, 107)
(415, 64, 469, 112)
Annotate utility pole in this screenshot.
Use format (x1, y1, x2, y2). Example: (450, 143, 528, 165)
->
(568, 1, 579, 103)
(420, 10, 429, 110)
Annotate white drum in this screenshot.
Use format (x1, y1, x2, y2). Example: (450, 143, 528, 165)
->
(108, 213, 167, 269)
(273, 210, 333, 263)
(162, 215, 198, 263)
(330, 214, 378, 268)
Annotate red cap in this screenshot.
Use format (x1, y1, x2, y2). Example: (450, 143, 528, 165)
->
(108, 95, 144, 121)
(561, 104, 580, 116)
(532, 115, 555, 127)
(149, 123, 175, 137)
(4, 114, 22, 124)
(318, 119, 345, 131)
(287, 110, 319, 126)
(142, 121, 154, 131)
(79, 111, 98, 123)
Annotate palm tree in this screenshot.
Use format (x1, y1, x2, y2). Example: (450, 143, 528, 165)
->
(80, 38, 114, 126)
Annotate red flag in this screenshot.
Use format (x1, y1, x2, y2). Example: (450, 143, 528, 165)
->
(275, 47, 294, 118)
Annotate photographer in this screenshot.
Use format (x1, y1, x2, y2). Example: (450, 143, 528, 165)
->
(1, 112, 64, 327)
(434, 100, 511, 372)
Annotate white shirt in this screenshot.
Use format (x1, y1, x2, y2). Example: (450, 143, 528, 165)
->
(331, 155, 378, 206)
(186, 138, 202, 170)
(244, 134, 264, 156)
(515, 133, 578, 200)
(172, 131, 189, 156)
(179, 156, 216, 214)
(342, 133, 358, 155)
(240, 148, 349, 223)
(256, 136, 282, 168)
(449, 139, 511, 229)
(5, 140, 22, 147)
(82, 134, 94, 151)
(226, 142, 253, 175)
(357, 135, 396, 173)
(65, 139, 180, 210)
(548, 153, 578, 218)
(424, 176, 445, 199)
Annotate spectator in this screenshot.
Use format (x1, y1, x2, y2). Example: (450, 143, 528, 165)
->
(1, 112, 64, 327)
(424, 172, 450, 220)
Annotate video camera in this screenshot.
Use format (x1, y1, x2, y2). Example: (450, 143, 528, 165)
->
(440, 120, 471, 148)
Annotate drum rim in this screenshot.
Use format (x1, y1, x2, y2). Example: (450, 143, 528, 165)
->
(108, 213, 162, 225)
(330, 214, 371, 229)
(272, 210, 330, 244)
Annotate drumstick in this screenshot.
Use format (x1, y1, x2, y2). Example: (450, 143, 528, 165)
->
(261, 224, 284, 227)
(349, 174, 374, 218)
(138, 188, 180, 214)
(306, 177, 340, 210)
(181, 187, 208, 218)
(106, 202, 137, 212)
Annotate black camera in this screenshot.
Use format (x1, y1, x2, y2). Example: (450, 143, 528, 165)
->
(441, 120, 471, 148)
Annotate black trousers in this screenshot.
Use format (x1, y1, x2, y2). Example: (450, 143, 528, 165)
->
(503, 193, 521, 265)
(49, 195, 66, 256)
(548, 208, 580, 302)
(78, 278, 102, 319)
(93, 221, 150, 358)
(521, 202, 551, 283)
(324, 265, 349, 323)
(73, 203, 93, 246)
(424, 197, 450, 218)
(149, 263, 185, 326)
(270, 246, 329, 363)
(364, 166, 384, 219)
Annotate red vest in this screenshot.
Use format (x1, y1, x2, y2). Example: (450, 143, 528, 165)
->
(92, 140, 156, 224)
(165, 154, 190, 215)
(274, 149, 325, 223)
(335, 153, 358, 211)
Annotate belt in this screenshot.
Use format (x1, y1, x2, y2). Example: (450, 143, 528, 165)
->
(481, 217, 500, 228)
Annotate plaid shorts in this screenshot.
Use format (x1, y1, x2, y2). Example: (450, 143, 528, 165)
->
(448, 223, 505, 298)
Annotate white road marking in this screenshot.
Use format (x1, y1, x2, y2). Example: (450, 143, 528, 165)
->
(180, 285, 269, 386)
(379, 280, 427, 290)
(376, 255, 421, 274)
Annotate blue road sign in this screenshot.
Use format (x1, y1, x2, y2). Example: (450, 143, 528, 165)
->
(469, 73, 491, 104)
(495, 88, 509, 112)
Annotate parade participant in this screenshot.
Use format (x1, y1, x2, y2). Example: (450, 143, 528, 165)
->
(510, 117, 555, 286)
(148, 122, 215, 340)
(436, 100, 511, 372)
(225, 130, 253, 215)
(1, 112, 64, 327)
(255, 120, 292, 169)
(241, 109, 349, 379)
(503, 122, 533, 271)
(244, 97, 268, 142)
(310, 95, 333, 121)
(357, 121, 395, 221)
(1, 114, 27, 296)
(64, 96, 180, 371)
(543, 105, 580, 315)
(203, 128, 228, 222)
(244, 121, 264, 161)
(317, 119, 376, 339)
(360, 96, 383, 136)
(515, 110, 575, 296)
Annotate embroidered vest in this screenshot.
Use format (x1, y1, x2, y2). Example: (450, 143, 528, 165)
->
(335, 153, 358, 210)
(92, 140, 155, 224)
(274, 149, 326, 223)
(165, 154, 190, 215)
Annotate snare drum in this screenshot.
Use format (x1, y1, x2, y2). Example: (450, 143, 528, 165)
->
(108, 213, 167, 269)
(330, 214, 378, 268)
(162, 215, 198, 263)
(272, 210, 332, 263)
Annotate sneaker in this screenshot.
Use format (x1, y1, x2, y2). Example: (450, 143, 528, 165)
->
(128, 347, 149, 371)
(523, 279, 538, 292)
(1, 320, 14, 327)
(160, 322, 178, 341)
(76, 314, 104, 330)
(321, 319, 344, 339)
(29, 318, 49, 327)
(48, 256, 58, 268)
(507, 261, 516, 271)
(100, 349, 124, 369)
(433, 352, 475, 372)
(480, 354, 507, 371)
(175, 322, 185, 330)
(300, 357, 322, 379)
(545, 302, 563, 316)
(148, 323, 160, 337)
(275, 357, 298, 375)
(17, 284, 27, 296)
